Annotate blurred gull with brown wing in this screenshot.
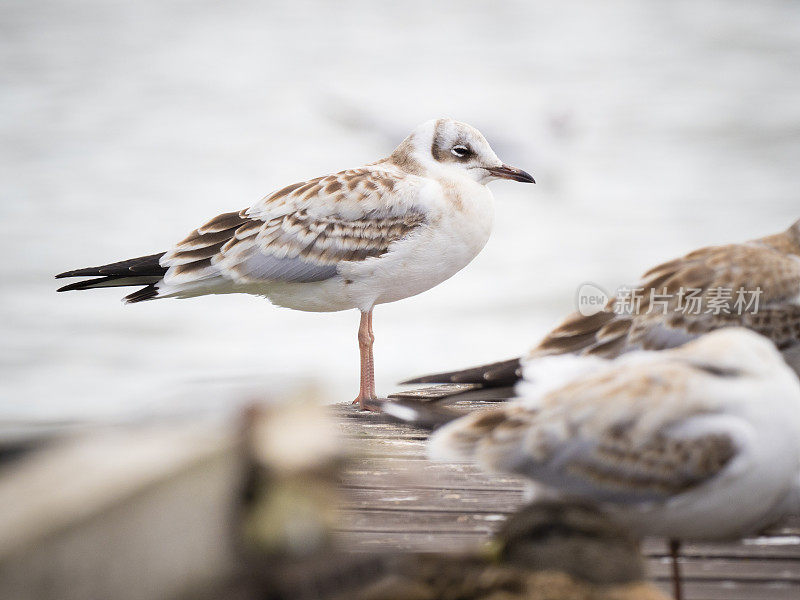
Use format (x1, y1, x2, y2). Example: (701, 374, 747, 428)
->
(429, 328, 800, 600)
(56, 119, 534, 410)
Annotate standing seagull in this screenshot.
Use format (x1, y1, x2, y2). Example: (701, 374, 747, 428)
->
(55, 119, 534, 410)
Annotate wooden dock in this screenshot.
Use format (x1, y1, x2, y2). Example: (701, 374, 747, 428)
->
(1, 398, 798, 600)
(332, 398, 800, 600)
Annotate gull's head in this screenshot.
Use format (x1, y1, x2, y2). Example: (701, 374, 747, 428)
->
(390, 118, 535, 185)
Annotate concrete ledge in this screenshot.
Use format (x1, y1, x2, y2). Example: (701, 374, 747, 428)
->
(0, 422, 238, 600)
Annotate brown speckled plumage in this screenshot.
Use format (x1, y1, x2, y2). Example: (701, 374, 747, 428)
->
(158, 168, 428, 287)
(534, 223, 800, 361)
(431, 334, 775, 501)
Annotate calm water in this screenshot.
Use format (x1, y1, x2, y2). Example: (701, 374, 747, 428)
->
(1, 0, 799, 424)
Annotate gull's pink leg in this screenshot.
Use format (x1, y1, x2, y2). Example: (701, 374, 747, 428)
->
(353, 309, 380, 411)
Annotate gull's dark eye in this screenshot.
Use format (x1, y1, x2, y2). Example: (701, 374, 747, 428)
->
(451, 145, 471, 158)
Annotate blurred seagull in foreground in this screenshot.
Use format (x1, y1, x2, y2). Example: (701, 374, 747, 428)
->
(244, 496, 668, 600)
(238, 400, 345, 564)
(55, 119, 534, 410)
(405, 219, 800, 390)
(428, 328, 800, 600)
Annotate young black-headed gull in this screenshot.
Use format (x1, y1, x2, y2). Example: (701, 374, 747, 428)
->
(428, 328, 800, 600)
(406, 219, 800, 388)
(56, 119, 534, 410)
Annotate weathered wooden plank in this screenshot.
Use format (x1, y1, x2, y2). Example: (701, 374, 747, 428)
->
(335, 419, 430, 440)
(447, 390, 517, 404)
(342, 488, 800, 533)
(341, 487, 526, 512)
(332, 400, 495, 424)
(653, 580, 800, 600)
(337, 508, 800, 558)
(341, 458, 527, 490)
(344, 437, 428, 458)
(337, 530, 487, 552)
(340, 531, 800, 559)
(338, 509, 509, 535)
(646, 557, 800, 582)
(644, 538, 800, 560)
(389, 384, 482, 400)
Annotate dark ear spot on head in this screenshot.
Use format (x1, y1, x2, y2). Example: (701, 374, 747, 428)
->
(430, 118, 450, 162)
(431, 137, 447, 162)
(431, 139, 473, 164)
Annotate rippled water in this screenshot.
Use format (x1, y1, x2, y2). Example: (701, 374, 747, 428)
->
(1, 0, 799, 424)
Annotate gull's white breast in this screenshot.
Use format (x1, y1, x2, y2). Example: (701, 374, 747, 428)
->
(264, 176, 495, 312)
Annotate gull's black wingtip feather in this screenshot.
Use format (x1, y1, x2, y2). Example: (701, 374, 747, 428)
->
(55, 268, 92, 279)
(55, 252, 168, 280)
(123, 285, 159, 303)
(401, 357, 523, 386)
(56, 266, 109, 279)
(56, 277, 111, 292)
(56, 253, 167, 300)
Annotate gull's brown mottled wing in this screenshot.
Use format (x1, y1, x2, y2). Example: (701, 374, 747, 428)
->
(431, 360, 742, 502)
(533, 239, 800, 360)
(160, 168, 426, 287)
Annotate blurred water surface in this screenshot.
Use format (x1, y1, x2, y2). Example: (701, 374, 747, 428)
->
(1, 0, 799, 423)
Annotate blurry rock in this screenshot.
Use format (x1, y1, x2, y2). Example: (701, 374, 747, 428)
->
(237, 401, 346, 561)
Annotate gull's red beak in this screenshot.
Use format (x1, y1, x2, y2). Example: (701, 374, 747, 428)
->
(485, 164, 535, 183)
